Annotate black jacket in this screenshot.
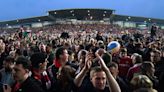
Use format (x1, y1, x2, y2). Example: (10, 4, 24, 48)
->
(14, 77, 45, 92)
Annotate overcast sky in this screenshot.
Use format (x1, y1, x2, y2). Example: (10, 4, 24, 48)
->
(0, 0, 163, 21)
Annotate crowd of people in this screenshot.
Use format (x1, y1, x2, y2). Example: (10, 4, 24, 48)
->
(0, 23, 164, 92)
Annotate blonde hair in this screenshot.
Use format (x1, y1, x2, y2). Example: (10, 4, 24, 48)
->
(131, 75, 153, 90)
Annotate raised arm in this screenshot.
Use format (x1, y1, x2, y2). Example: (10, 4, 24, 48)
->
(74, 53, 92, 87)
(95, 49, 121, 92)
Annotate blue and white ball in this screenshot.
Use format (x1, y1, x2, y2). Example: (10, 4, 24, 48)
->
(107, 41, 120, 54)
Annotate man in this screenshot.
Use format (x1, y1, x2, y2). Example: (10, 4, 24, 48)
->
(151, 24, 157, 39)
(39, 42, 46, 53)
(45, 44, 55, 67)
(127, 53, 143, 81)
(150, 50, 161, 64)
(48, 46, 76, 84)
(108, 62, 131, 92)
(30, 52, 51, 91)
(96, 31, 104, 41)
(0, 41, 7, 69)
(118, 48, 133, 79)
(74, 49, 121, 92)
(3, 56, 45, 92)
(140, 62, 159, 91)
(0, 56, 15, 87)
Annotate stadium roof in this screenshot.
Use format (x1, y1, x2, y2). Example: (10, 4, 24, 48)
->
(0, 8, 164, 27)
(112, 14, 164, 24)
(48, 8, 114, 12)
(0, 16, 54, 27)
(48, 8, 114, 20)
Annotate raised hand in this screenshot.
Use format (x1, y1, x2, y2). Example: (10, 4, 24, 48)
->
(83, 52, 92, 72)
(74, 52, 92, 87)
(95, 49, 108, 71)
(95, 49, 121, 92)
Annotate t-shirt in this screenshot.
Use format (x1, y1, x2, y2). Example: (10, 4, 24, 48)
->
(119, 57, 133, 78)
(78, 81, 110, 92)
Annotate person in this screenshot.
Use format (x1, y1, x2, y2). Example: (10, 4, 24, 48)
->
(60, 31, 69, 39)
(30, 52, 51, 91)
(127, 53, 143, 81)
(48, 47, 76, 84)
(140, 62, 159, 91)
(52, 65, 77, 92)
(74, 49, 121, 92)
(45, 43, 55, 67)
(0, 56, 15, 87)
(96, 31, 104, 41)
(39, 43, 46, 53)
(0, 41, 8, 69)
(130, 75, 157, 92)
(150, 49, 161, 64)
(150, 24, 157, 39)
(124, 38, 135, 56)
(15, 49, 23, 60)
(108, 62, 131, 92)
(154, 49, 164, 92)
(3, 56, 45, 92)
(118, 48, 133, 79)
(75, 49, 88, 74)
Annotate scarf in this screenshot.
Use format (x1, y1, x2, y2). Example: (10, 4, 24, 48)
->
(32, 69, 51, 90)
